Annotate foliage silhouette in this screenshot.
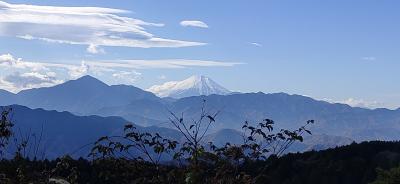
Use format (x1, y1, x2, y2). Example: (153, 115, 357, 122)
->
(89, 101, 313, 183)
(0, 107, 13, 157)
(370, 166, 400, 184)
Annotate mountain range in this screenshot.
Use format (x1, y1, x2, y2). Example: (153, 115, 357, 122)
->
(1, 104, 353, 158)
(0, 75, 399, 153)
(2, 104, 186, 159)
(0, 76, 159, 114)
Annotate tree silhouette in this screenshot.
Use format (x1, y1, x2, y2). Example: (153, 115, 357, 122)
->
(370, 166, 400, 184)
(0, 108, 13, 157)
(90, 124, 178, 182)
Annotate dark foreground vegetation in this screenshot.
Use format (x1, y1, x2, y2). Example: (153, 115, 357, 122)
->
(2, 141, 400, 183)
(1, 104, 400, 184)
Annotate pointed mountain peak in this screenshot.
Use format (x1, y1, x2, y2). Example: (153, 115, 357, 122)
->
(188, 75, 207, 80)
(35, 75, 110, 93)
(186, 75, 212, 83)
(147, 75, 231, 98)
(75, 75, 102, 82)
(66, 75, 108, 86)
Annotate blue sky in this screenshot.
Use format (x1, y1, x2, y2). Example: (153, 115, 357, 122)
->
(0, 0, 399, 109)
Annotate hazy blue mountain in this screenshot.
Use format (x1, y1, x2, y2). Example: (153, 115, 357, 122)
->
(2, 76, 400, 142)
(2, 105, 351, 159)
(299, 134, 354, 151)
(5, 105, 127, 158)
(3, 105, 183, 159)
(7, 76, 159, 114)
(169, 93, 400, 141)
(203, 129, 244, 146)
(93, 98, 169, 122)
(0, 89, 16, 105)
(204, 129, 354, 153)
(173, 93, 400, 140)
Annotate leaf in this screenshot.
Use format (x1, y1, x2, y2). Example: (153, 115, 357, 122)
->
(207, 115, 216, 122)
(248, 136, 254, 141)
(98, 136, 108, 142)
(124, 124, 134, 131)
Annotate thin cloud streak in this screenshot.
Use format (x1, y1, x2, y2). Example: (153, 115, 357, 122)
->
(249, 42, 262, 47)
(361, 57, 376, 61)
(86, 59, 244, 69)
(180, 20, 209, 28)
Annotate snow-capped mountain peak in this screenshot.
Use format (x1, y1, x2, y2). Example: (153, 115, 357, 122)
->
(147, 75, 231, 98)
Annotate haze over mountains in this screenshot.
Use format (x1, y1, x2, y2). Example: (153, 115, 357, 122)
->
(2, 104, 184, 158)
(1, 75, 400, 157)
(2, 104, 353, 158)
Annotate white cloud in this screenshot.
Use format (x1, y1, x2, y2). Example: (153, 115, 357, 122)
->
(0, 54, 242, 92)
(112, 71, 142, 83)
(158, 75, 167, 80)
(0, 78, 16, 92)
(323, 97, 385, 109)
(3, 72, 63, 90)
(0, 1, 206, 53)
(68, 61, 89, 78)
(0, 53, 21, 65)
(0, 53, 48, 71)
(86, 44, 105, 54)
(362, 57, 376, 61)
(249, 42, 262, 47)
(340, 98, 384, 109)
(180, 20, 209, 28)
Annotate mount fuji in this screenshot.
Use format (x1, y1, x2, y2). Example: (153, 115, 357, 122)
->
(147, 75, 231, 98)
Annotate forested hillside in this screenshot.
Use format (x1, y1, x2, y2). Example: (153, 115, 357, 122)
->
(1, 141, 400, 183)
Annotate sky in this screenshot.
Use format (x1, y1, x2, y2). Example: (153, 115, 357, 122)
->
(0, 0, 399, 109)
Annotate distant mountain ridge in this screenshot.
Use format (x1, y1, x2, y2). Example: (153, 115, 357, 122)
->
(2, 105, 352, 158)
(204, 129, 354, 153)
(147, 75, 231, 98)
(0, 75, 159, 114)
(169, 93, 400, 141)
(0, 89, 14, 105)
(1, 75, 400, 142)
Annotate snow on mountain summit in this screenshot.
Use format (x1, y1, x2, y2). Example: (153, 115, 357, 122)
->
(147, 75, 231, 98)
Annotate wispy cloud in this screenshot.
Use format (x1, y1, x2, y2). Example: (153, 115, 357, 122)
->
(3, 72, 63, 90)
(0, 54, 242, 92)
(112, 71, 142, 84)
(180, 20, 209, 28)
(86, 59, 243, 69)
(249, 42, 262, 47)
(158, 75, 167, 80)
(361, 57, 376, 61)
(86, 44, 105, 54)
(0, 1, 206, 53)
